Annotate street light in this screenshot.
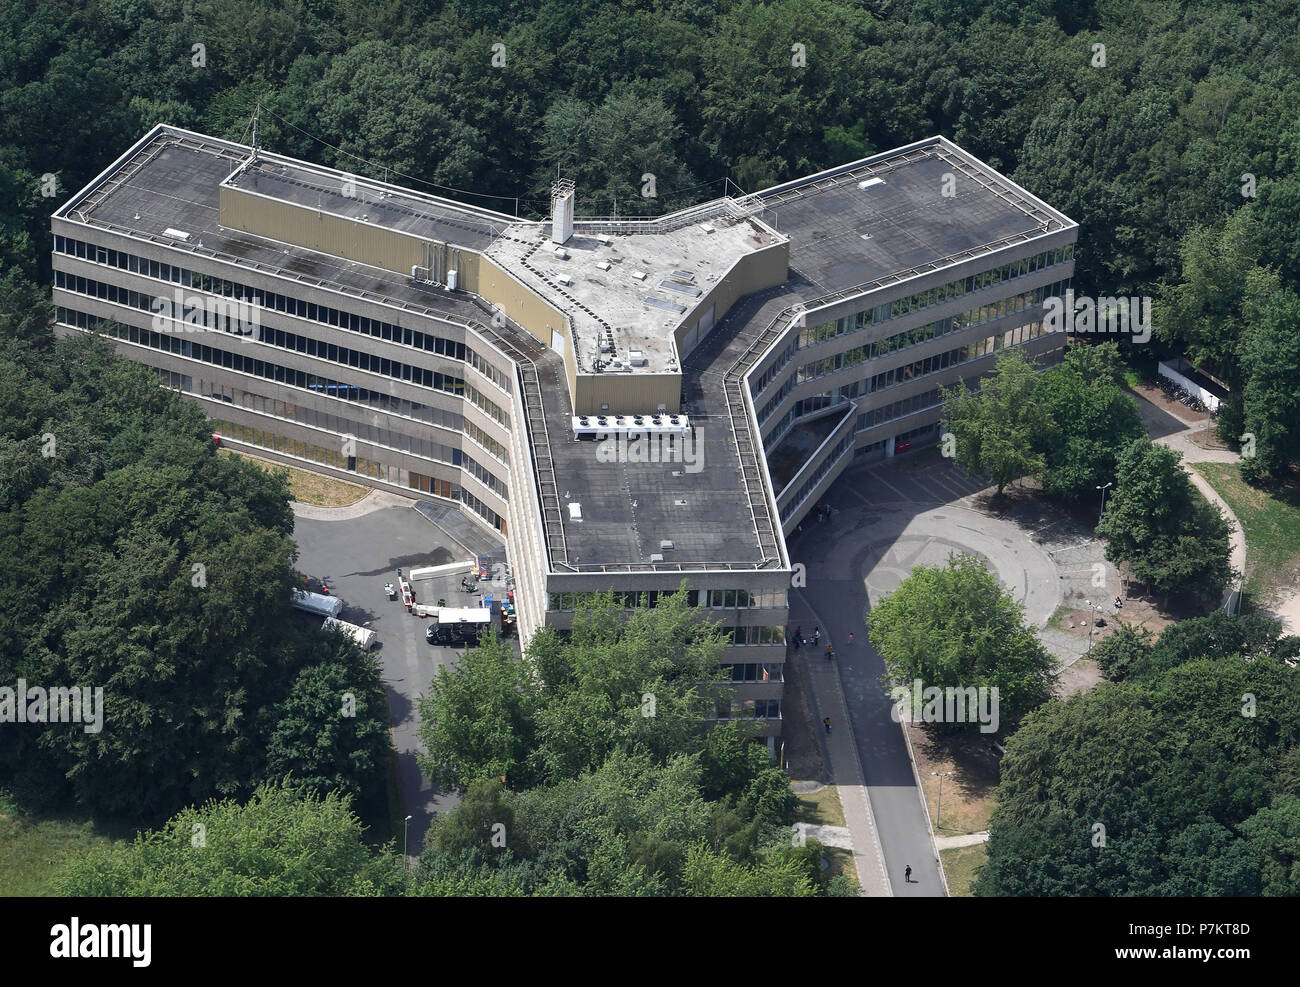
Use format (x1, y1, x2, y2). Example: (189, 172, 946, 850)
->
(1084, 599, 1104, 652)
(403, 814, 413, 872)
(1096, 482, 1113, 525)
(931, 771, 954, 829)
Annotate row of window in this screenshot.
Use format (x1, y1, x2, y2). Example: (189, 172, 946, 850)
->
(213, 418, 385, 481)
(408, 471, 456, 500)
(718, 699, 781, 720)
(56, 274, 499, 411)
(462, 452, 509, 500)
(59, 308, 477, 436)
(465, 420, 508, 464)
(723, 625, 787, 646)
(852, 320, 1054, 396)
(201, 371, 464, 432)
(215, 387, 485, 473)
(725, 662, 783, 682)
(856, 388, 943, 432)
(461, 488, 507, 535)
(796, 246, 1075, 349)
(546, 588, 788, 611)
(54, 234, 514, 393)
(793, 280, 1069, 386)
(750, 246, 1075, 401)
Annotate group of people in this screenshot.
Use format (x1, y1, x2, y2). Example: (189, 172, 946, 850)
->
(791, 625, 820, 650)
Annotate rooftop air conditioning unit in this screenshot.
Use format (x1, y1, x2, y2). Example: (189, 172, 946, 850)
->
(554, 247, 569, 259)
(650, 553, 665, 563)
(631, 271, 647, 281)
(596, 234, 612, 246)
(567, 502, 583, 521)
(628, 350, 647, 366)
(596, 261, 612, 271)
(557, 274, 573, 287)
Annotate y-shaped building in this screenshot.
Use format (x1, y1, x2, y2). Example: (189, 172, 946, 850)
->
(52, 125, 1076, 746)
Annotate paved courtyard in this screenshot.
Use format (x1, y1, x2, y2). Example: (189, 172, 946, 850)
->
(291, 490, 497, 861)
(788, 449, 1120, 895)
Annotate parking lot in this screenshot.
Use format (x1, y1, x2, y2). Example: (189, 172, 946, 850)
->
(292, 492, 506, 860)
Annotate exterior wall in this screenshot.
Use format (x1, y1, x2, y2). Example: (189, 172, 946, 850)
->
(542, 570, 791, 734)
(220, 184, 433, 276)
(575, 370, 681, 415)
(676, 238, 791, 359)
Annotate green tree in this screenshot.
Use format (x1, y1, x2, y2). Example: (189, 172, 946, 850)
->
(1238, 269, 1300, 483)
(941, 349, 1046, 496)
(1096, 438, 1233, 599)
(416, 633, 539, 791)
(867, 552, 1057, 733)
(54, 781, 406, 896)
(1032, 343, 1145, 500)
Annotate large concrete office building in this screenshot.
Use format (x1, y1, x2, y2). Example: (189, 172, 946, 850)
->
(52, 125, 1077, 745)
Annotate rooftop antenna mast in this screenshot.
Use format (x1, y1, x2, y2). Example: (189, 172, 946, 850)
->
(251, 100, 261, 164)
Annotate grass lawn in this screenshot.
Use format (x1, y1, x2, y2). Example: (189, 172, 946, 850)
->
(909, 724, 999, 838)
(793, 782, 846, 828)
(941, 844, 986, 897)
(219, 449, 369, 507)
(822, 846, 859, 888)
(0, 795, 129, 896)
(1192, 462, 1300, 603)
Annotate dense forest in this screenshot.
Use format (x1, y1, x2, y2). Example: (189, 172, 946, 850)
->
(978, 613, 1300, 896)
(0, 330, 393, 825)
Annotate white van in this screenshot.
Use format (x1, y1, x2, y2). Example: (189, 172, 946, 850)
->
(322, 616, 378, 650)
(292, 588, 343, 619)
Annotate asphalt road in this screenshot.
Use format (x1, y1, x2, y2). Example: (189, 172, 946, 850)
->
(292, 503, 482, 860)
(789, 453, 990, 896)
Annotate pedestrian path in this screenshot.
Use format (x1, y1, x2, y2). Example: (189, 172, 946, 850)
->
(934, 831, 989, 850)
(797, 642, 892, 896)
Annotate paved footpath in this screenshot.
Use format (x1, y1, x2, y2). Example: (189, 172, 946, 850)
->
(795, 638, 892, 896)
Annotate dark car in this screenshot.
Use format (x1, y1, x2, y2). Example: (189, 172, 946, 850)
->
(425, 621, 484, 647)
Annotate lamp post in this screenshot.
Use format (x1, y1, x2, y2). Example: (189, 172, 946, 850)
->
(403, 814, 413, 871)
(1096, 482, 1113, 526)
(931, 771, 954, 829)
(1084, 599, 1104, 652)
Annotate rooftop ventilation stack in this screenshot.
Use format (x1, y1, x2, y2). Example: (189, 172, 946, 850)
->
(551, 179, 575, 245)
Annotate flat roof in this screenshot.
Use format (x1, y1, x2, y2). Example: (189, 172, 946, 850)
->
(760, 137, 1072, 297)
(54, 126, 1074, 574)
(224, 158, 514, 252)
(486, 214, 778, 375)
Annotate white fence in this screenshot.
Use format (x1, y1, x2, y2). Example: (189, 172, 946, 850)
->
(1158, 360, 1222, 412)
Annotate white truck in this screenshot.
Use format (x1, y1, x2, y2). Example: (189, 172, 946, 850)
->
(322, 616, 378, 650)
(292, 588, 343, 619)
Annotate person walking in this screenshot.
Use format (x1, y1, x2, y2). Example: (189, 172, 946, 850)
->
(823, 716, 832, 734)
(794, 626, 802, 649)
(813, 627, 821, 645)
(825, 645, 834, 662)
(848, 631, 855, 645)
(904, 864, 912, 884)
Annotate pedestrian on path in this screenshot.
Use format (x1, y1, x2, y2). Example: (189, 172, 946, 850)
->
(813, 627, 820, 645)
(848, 631, 854, 645)
(824, 716, 832, 734)
(825, 645, 834, 662)
(904, 864, 912, 884)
